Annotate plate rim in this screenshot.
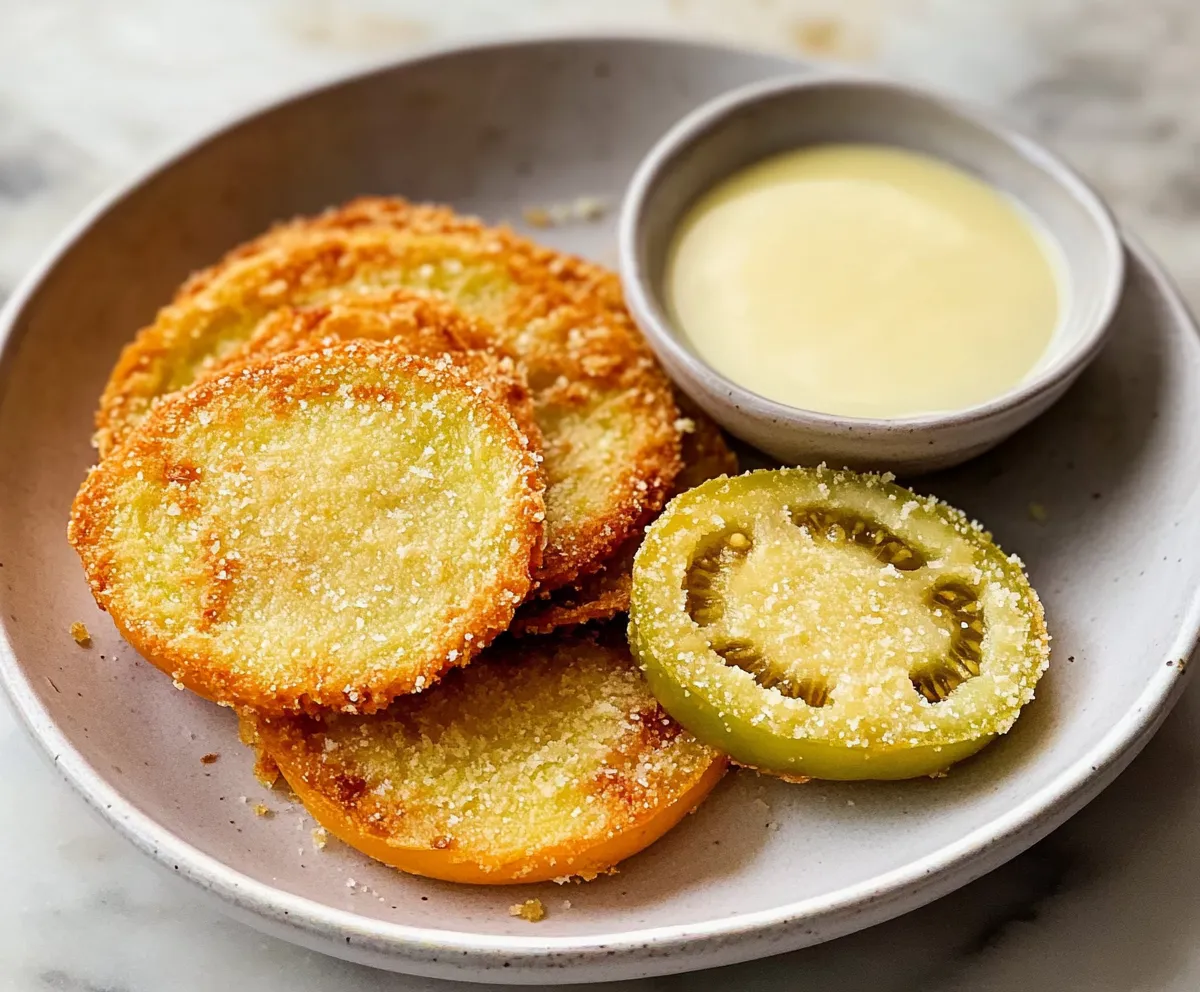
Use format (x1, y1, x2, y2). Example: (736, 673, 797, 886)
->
(1, 29, 1198, 977)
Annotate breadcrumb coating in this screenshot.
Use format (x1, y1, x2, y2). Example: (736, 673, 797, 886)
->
(512, 397, 737, 635)
(70, 342, 545, 715)
(511, 539, 638, 637)
(248, 632, 725, 884)
(510, 898, 546, 921)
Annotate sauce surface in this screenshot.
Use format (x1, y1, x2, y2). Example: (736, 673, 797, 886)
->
(665, 144, 1062, 419)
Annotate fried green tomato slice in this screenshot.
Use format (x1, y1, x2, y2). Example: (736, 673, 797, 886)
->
(628, 467, 1050, 781)
(69, 342, 545, 716)
(511, 400, 738, 635)
(245, 633, 726, 884)
(95, 199, 682, 590)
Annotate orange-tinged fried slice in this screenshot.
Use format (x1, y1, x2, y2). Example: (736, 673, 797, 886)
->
(512, 400, 738, 635)
(70, 342, 545, 715)
(199, 289, 543, 453)
(95, 199, 682, 590)
(247, 633, 725, 884)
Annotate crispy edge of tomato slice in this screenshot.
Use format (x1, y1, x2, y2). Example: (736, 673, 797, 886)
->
(628, 640, 992, 781)
(270, 742, 726, 884)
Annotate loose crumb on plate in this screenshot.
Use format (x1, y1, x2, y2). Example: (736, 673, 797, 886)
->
(70, 621, 91, 646)
(200, 752, 220, 765)
(312, 826, 329, 850)
(1028, 501, 1048, 523)
(253, 803, 273, 818)
(522, 196, 607, 229)
(522, 206, 552, 228)
(509, 898, 546, 922)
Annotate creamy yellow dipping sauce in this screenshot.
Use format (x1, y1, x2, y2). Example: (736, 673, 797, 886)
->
(665, 144, 1062, 418)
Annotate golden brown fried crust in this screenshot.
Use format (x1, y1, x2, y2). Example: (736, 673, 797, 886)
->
(527, 314, 680, 590)
(510, 539, 636, 636)
(442, 351, 542, 457)
(199, 289, 494, 375)
(95, 198, 681, 592)
(237, 196, 627, 314)
(511, 401, 737, 635)
(247, 632, 725, 883)
(71, 342, 546, 715)
(178, 199, 488, 298)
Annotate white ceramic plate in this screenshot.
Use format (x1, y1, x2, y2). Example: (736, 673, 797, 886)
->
(0, 35, 1197, 986)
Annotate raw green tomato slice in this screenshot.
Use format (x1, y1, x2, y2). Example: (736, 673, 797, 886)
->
(627, 467, 1050, 781)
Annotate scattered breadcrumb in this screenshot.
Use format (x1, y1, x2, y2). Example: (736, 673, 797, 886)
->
(522, 196, 607, 228)
(561, 899, 572, 910)
(509, 898, 546, 922)
(200, 752, 219, 765)
(574, 196, 607, 220)
(69, 621, 91, 647)
(1028, 501, 1048, 523)
(312, 826, 329, 850)
(253, 803, 273, 818)
(522, 206, 551, 228)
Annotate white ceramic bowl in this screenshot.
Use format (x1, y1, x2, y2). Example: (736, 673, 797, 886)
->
(619, 73, 1126, 473)
(0, 35, 1196, 986)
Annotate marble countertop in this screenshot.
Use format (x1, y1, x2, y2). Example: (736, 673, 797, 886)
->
(4, 2, 1200, 989)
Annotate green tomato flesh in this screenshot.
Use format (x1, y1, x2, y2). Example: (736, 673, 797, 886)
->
(627, 467, 1049, 781)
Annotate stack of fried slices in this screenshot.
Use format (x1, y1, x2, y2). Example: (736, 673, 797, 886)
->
(68, 200, 735, 884)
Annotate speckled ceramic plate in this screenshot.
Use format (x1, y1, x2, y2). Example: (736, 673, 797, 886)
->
(0, 34, 1197, 987)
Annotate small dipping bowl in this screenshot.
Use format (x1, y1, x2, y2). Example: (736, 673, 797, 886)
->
(619, 73, 1125, 473)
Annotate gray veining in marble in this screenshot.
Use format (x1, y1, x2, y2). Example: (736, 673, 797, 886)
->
(3, 1, 1199, 989)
